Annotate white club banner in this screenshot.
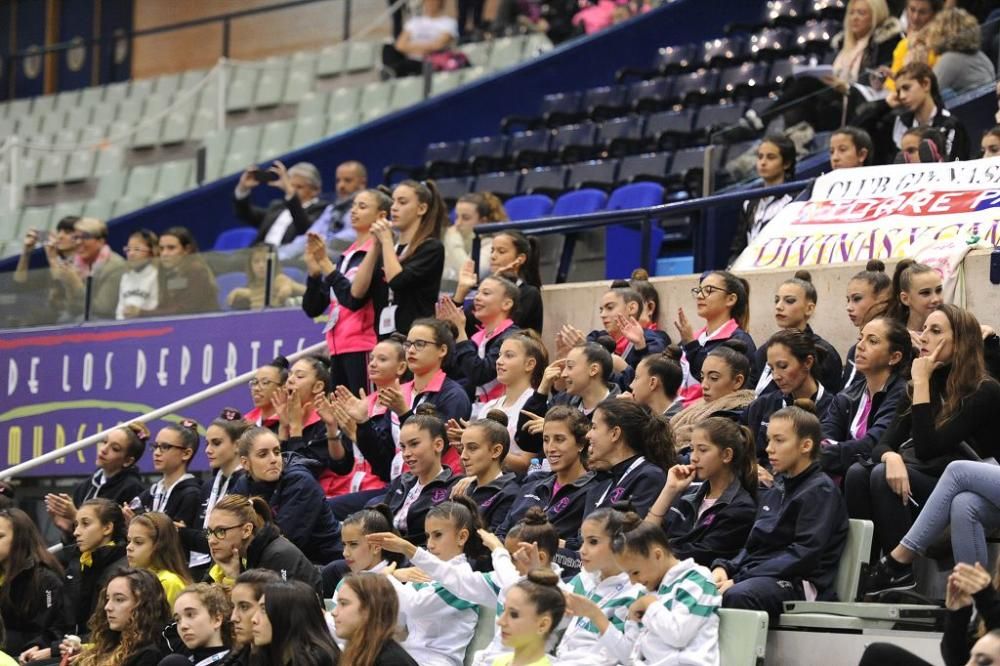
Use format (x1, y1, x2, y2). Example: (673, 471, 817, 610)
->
(732, 158, 1000, 271)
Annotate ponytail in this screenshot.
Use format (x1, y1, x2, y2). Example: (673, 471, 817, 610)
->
(594, 400, 676, 471)
(397, 179, 447, 261)
(213, 494, 273, 532)
(426, 495, 489, 563)
(692, 417, 757, 498)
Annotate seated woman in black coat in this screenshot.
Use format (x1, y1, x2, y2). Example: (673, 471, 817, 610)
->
(333, 572, 419, 666)
(646, 416, 757, 568)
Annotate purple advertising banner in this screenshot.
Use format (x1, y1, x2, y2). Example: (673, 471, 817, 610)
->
(1, 308, 324, 477)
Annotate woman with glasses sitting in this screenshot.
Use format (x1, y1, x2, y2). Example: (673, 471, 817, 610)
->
(116, 228, 159, 319)
(202, 493, 322, 591)
(244, 356, 289, 429)
(674, 271, 756, 406)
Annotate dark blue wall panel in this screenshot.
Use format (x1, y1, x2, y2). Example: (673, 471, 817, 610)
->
(57, 0, 98, 91)
(0, 3, 13, 101)
(97, 0, 132, 84)
(13, 0, 47, 98)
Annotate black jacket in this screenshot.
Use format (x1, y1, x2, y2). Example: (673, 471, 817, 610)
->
(728, 193, 794, 266)
(462, 279, 544, 335)
(452, 323, 522, 400)
(61, 543, 128, 637)
(158, 644, 230, 665)
(841, 343, 864, 392)
(233, 192, 328, 245)
(750, 325, 844, 396)
(179, 469, 246, 556)
(119, 642, 166, 666)
(744, 385, 835, 467)
(362, 238, 445, 337)
(132, 476, 204, 529)
(72, 467, 146, 512)
(369, 467, 457, 547)
(375, 640, 419, 666)
(663, 477, 757, 568)
(229, 455, 342, 564)
(821, 373, 907, 476)
(302, 245, 372, 314)
(586, 328, 669, 371)
(502, 390, 553, 456)
(682, 328, 757, 383)
(942, 584, 1000, 666)
(713, 463, 848, 601)
(2, 558, 66, 654)
(498, 471, 596, 549)
(871, 372, 1000, 475)
(464, 472, 521, 533)
(282, 418, 355, 476)
(206, 521, 322, 593)
(584, 454, 667, 518)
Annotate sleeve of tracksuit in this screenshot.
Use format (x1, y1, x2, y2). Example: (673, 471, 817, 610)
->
(453, 335, 506, 395)
(821, 391, 901, 476)
(623, 330, 667, 369)
(670, 502, 757, 567)
(513, 392, 548, 455)
(275, 471, 331, 551)
(351, 418, 396, 482)
(410, 548, 499, 607)
(173, 486, 203, 530)
(302, 274, 333, 318)
(941, 586, 1000, 666)
(869, 395, 913, 463)
(640, 574, 721, 649)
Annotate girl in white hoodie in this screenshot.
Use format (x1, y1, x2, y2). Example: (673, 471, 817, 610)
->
(609, 521, 721, 666)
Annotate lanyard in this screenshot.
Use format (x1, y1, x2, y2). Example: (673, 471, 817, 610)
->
(152, 474, 192, 513)
(193, 651, 230, 666)
(596, 456, 646, 506)
(203, 472, 234, 528)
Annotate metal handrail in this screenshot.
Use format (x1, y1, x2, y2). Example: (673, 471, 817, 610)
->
(0, 340, 327, 481)
(471, 178, 813, 281)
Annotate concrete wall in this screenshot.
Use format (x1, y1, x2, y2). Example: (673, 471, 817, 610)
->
(540, 250, 1000, 356)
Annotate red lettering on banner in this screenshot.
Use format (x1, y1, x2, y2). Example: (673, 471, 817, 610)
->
(791, 190, 1000, 226)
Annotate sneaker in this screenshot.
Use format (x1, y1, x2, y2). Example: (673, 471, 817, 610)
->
(862, 556, 916, 597)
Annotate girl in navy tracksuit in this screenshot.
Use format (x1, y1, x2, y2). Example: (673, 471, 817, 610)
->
(302, 188, 390, 394)
(455, 413, 521, 532)
(587, 285, 668, 384)
(647, 416, 758, 568)
(498, 405, 596, 549)
(713, 402, 848, 619)
(584, 400, 673, 518)
(744, 330, 835, 469)
(841, 261, 892, 390)
(442, 275, 522, 403)
(229, 427, 342, 564)
(349, 180, 447, 338)
(820, 316, 910, 478)
(367, 409, 457, 548)
(675, 270, 756, 405)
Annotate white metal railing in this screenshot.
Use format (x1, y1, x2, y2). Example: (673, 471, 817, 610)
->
(0, 340, 327, 481)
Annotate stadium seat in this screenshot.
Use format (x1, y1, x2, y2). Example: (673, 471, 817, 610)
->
(796, 20, 840, 55)
(461, 41, 492, 68)
(81, 198, 112, 221)
(646, 109, 695, 150)
(701, 36, 748, 68)
(719, 609, 768, 666)
(474, 171, 521, 200)
(605, 182, 665, 279)
(425, 141, 466, 178)
(360, 81, 394, 119)
(65, 150, 96, 183)
(215, 272, 248, 310)
(283, 70, 314, 105)
(463, 606, 496, 666)
(550, 122, 600, 163)
(253, 72, 285, 109)
(292, 116, 326, 147)
(750, 27, 798, 60)
(671, 69, 721, 105)
(599, 115, 646, 156)
(584, 85, 630, 121)
(694, 102, 747, 137)
(34, 153, 67, 187)
(316, 44, 347, 77)
(434, 177, 473, 206)
(720, 62, 771, 99)
(627, 78, 674, 113)
(520, 167, 568, 196)
(259, 120, 295, 159)
(391, 76, 425, 110)
(488, 37, 523, 70)
(767, 0, 810, 27)
(503, 194, 553, 221)
(508, 130, 552, 170)
(551, 188, 608, 216)
(345, 41, 377, 73)
(466, 135, 508, 174)
(567, 159, 619, 191)
(607, 182, 665, 210)
(125, 165, 160, 200)
(432, 70, 464, 95)
(326, 110, 360, 135)
(619, 151, 672, 184)
(213, 227, 259, 251)
(329, 86, 362, 114)
(153, 160, 194, 201)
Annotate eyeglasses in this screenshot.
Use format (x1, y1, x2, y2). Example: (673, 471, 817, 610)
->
(691, 285, 730, 298)
(402, 339, 437, 352)
(73, 232, 98, 242)
(123, 245, 151, 254)
(150, 442, 187, 453)
(204, 524, 243, 540)
(248, 378, 278, 389)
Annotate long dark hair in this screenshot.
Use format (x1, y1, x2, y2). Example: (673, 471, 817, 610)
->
(760, 133, 797, 181)
(920, 304, 989, 427)
(593, 399, 676, 471)
(256, 580, 340, 666)
(128, 512, 193, 584)
(0, 508, 64, 618)
(343, 506, 405, 566)
(77, 568, 171, 666)
(339, 573, 401, 666)
(396, 179, 448, 262)
(425, 495, 490, 563)
(495, 230, 542, 288)
(887, 258, 937, 325)
(692, 417, 757, 498)
(766, 329, 823, 385)
(703, 270, 750, 330)
(79, 498, 126, 545)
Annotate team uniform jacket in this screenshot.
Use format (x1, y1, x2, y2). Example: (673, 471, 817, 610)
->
(204, 521, 322, 593)
(744, 385, 835, 467)
(388, 552, 480, 666)
(452, 319, 521, 402)
(713, 463, 848, 600)
(604, 558, 720, 666)
(820, 373, 907, 476)
(554, 569, 644, 666)
(662, 477, 757, 568)
(367, 467, 457, 547)
(180, 468, 246, 565)
(131, 474, 203, 528)
(229, 454, 342, 563)
(585, 454, 667, 518)
(2, 558, 66, 655)
(678, 320, 756, 405)
(750, 325, 843, 396)
(497, 471, 596, 550)
(302, 236, 378, 356)
(463, 472, 521, 533)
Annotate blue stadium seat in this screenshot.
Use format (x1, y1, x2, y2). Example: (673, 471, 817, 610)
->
(607, 182, 665, 211)
(520, 166, 568, 195)
(605, 182, 666, 280)
(213, 227, 258, 251)
(504, 194, 554, 220)
(552, 188, 608, 216)
(216, 272, 248, 310)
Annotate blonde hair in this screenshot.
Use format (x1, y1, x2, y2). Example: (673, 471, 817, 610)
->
(925, 8, 981, 54)
(842, 0, 891, 51)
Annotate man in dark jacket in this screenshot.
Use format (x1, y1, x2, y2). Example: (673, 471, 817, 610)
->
(233, 161, 328, 248)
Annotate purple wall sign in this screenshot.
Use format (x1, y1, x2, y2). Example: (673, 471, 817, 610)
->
(1, 308, 323, 477)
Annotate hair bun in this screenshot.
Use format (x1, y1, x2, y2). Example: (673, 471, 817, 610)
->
(388, 332, 408, 345)
(791, 398, 817, 414)
(484, 409, 509, 428)
(126, 422, 151, 443)
(413, 403, 441, 418)
(610, 279, 631, 289)
(718, 339, 748, 355)
(219, 407, 243, 422)
(178, 417, 200, 432)
(521, 506, 551, 527)
(376, 184, 393, 196)
(594, 335, 616, 355)
(630, 268, 650, 281)
(370, 503, 395, 524)
(270, 356, 290, 371)
(793, 269, 812, 283)
(866, 259, 886, 273)
(525, 567, 560, 587)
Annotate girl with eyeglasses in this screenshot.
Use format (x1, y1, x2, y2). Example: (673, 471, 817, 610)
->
(127, 420, 203, 529)
(350, 180, 447, 337)
(610, 521, 721, 665)
(228, 428, 342, 564)
(44, 422, 148, 546)
(179, 408, 249, 581)
(168, 583, 233, 665)
(116, 228, 159, 320)
(303, 188, 391, 395)
(125, 512, 192, 606)
(0, 508, 65, 658)
(203, 494, 321, 591)
(20, 499, 128, 664)
(245, 356, 289, 428)
(674, 270, 756, 406)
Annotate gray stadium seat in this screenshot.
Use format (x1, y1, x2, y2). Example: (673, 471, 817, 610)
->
(344, 41, 376, 72)
(259, 120, 295, 158)
(153, 160, 194, 200)
(124, 164, 160, 200)
(316, 44, 347, 77)
(292, 116, 325, 147)
(719, 609, 768, 666)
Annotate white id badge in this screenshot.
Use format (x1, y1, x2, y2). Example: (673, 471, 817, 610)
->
(378, 304, 398, 335)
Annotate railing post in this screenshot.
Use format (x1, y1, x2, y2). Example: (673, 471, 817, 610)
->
(264, 248, 275, 309)
(216, 59, 227, 133)
(702, 144, 716, 197)
(9, 135, 20, 213)
(471, 235, 481, 277)
(83, 276, 93, 322)
(422, 59, 433, 100)
(556, 233, 578, 284)
(222, 18, 231, 58)
(342, 0, 353, 42)
(640, 215, 652, 275)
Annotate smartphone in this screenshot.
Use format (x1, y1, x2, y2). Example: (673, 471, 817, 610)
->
(251, 168, 280, 183)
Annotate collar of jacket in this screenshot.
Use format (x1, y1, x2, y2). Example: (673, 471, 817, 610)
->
(682, 474, 745, 510)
